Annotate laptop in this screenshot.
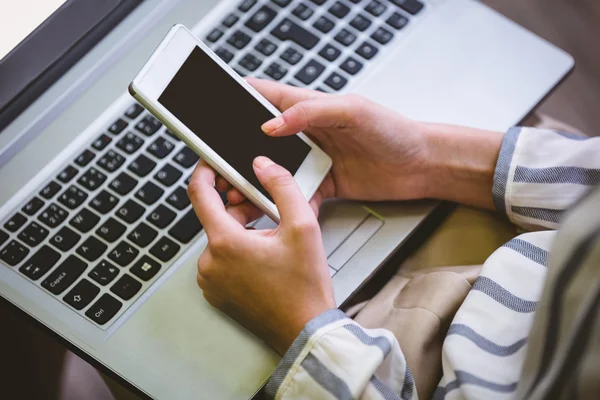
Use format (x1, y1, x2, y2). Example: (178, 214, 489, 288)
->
(0, 0, 573, 398)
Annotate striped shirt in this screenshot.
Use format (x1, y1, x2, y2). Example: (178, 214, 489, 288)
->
(265, 127, 600, 399)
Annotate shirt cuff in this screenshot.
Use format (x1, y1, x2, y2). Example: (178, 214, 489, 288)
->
(492, 126, 522, 215)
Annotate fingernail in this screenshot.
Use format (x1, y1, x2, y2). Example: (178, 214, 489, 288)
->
(261, 115, 284, 133)
(254, 156, 274, 171)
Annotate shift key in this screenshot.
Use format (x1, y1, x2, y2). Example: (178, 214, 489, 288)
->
(42, 255, 87, 295)
(271, 19, 319, 50)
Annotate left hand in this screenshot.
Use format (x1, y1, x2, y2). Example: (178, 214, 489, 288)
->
(187, 157, 336, 355)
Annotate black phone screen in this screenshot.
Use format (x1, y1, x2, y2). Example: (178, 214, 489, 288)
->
(158, 46, 311, 201)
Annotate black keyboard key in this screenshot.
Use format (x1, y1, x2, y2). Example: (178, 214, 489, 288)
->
(255, 39, 277, 56)
(76, 236, 107, 262)
(4, 212, 27, 232)
(272, 19, 319, 50)
(108, 241, 139, 267)
(350, 14, 372, 31)
(89, 260, 119, 286)
(147, 205, 176, 229)
(154, 164, 182, 187)
(314, 16, 335, 33)
(150, 236, 181, 262)
(108, 118, 128, 135)
(223, 13, 239, 27)
(371, 26, 394, 44)
(246, 6, 276, 32)
(90, 190, 119, 214)
(77, 167, 107, 191)
(280, 47, 303, 65)
(206, 28, 224, 43)
(168, 209, 203, 244)
(365, 0, 387, 16)
(135, 181, 164, 205)
(128, 154, 156, 178)
(239, 53, 263, 72)
(128, 222, 158, 248)
(70, 208, 100, 233)
(135, 115, 162, 136)
(41, 255, 87, 295)
(97, 150, 125, 173)
(293, 3, 314, 20)
(40, 181, 62, 200)
(115, 199, 145, 224)
(329, 1, 350, 18)
(22, 197, 45, 216)
(264, 62, 289, 81)
(50, 226, 81, 251)
(0, 230, 8, 246)
(91, 134, 112, 151)
(165, 129, 181, 142)
(74, 150, 95, 167)
(64, 279, 100, 310)
(310, 0, 327, 4)
(19, 245, 60, 280)
(215, 47, 234, 63)
(57, 165, 79, 183)
(86, 293, 122, 325)
(325, 72, 348, 90)
(227, 30, 252, 49)
(391, 0, 424, 15)
(109, 172, 138, 195)
(124, 103, 144, 119)
(387, 12, 409, 30)
(348, 0, 362, 3)
(335, 28, 357, 46)
(319, 44, 342, 61)
(166, 187, 190, 210)
(97, 218, 126, 243)
(295, 59, 326, 85)
(0, 240, 29, 266)
(58, 185, 88, 210)
(238, 0, 257, 12)
(18, 222, 48, 247)
(272, 0, 292, 6)
(173, 147, 200, 169)
(356, 41, 379, 60)
(116, 132, 144, 155)
(131, 255, 161, 281)
(110, 274, 142, 301)
(38, 203, 68, 228)
(147, 137, 175, 159)
(340, 56, 363, 75)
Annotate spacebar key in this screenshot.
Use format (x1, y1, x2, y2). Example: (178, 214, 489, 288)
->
(168, 209, 203, 244)
(271, 19, 319, 50)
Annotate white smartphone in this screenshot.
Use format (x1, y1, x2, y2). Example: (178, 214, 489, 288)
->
(129, 25, 331, 223)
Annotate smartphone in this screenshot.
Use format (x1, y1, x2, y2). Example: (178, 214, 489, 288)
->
(129, 25, 331, 223)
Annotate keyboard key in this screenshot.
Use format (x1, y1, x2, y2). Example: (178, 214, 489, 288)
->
(127, 222, 158, 248)
(206, 28, 224, 43)
(164, 129, 181, 142)
(255, 39, 277, 56)
(387, 12, 409, 30)
(365, 0, 387, 16)
(238, 0, 257, 12)
(128, 154, 157, 178)
(150, 236, 181, 262)
(168, 209, 203, 244)
(391, 0, 424, 15)
(40, 181, 62, 200)
(57, 165, 79, 183)
(41, 255, 87, 295)
(19, 245, 60, 280)
(356, 41, 379, 60)
(135, 181, 164, 205)
(90, 190, 119, 214)
(18, 222, 48, 247)
(50, 226, 81, 251)
(324, 72, 348, 90)
(97, 150, 125, 173)
(227, 30, 252, 49)
(0, 230, 8, 246)
(239, 53, 263, 72)
(147, 205, 176, 229)
(280, 47, 303, 65)
(91, 134, 112, 151)
(264, 62, 289, 81)
(314, 16, 335, 33)
(76, 236, 107, 262)
(335, 28, 357, 46)
(293, 3, 314, 20)
(115, 199, 145, 224)
(124, 103, 144, 119)
(154, 164, 182, 187)
(64, 279, 100, 310)
(135, 115, 162, 136)
(272, 19, 319, 50)
(340, 56, 363, 75)
(108, 241, 139, 267)
(166, 187, 190, 210)
(0, 240, 29, 266)
(108, 118, 128, 135)
(110, 274, 142, 301)
(22, 196, 45, 216)
(350, 14, 372, 31)
(347, 0, 362, 3)
(88, 260, 119, 286)
(4, 212, 27, 232)
(246, 6, 276, 32)
(116, 132, 144, 155)
(329, 1, 350, 18)
(109, 172, 138, 195)
(74, 150, 95, 167)
(85, 293, 122, 325)
(58, 185, 88, 210)
(147, 137, 175, 159)
(130, 255, 161, 281)
(96, 218, 126, 243)
(310, 0, 327, 4)
(70, 208, 100, 233)
(272, 0, 292, 6)
(77, 167, 106, 191)
(173, 147, 200, 169)
(319, 44, 342, 61)
(38, 203, 68, 228)
(295, 59, 326, 85)
(371, 26, 394, 44)
(223, 13, 239, 27)
(215, 47, 234, 63)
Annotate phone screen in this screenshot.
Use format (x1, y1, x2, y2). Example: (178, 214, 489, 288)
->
(158, 46, 311, 201)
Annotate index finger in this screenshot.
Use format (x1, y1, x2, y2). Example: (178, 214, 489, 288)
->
(246, 77, 326, 111)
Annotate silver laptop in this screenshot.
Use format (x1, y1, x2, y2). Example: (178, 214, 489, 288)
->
(0, 0, 572, 398)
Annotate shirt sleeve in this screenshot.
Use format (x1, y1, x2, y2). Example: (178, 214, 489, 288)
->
(492, 127, 600, 231)
(265, 309, 417, 400)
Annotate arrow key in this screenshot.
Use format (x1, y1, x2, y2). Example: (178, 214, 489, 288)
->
(89, 260, 119, 286)
(64, 278, 100, 310)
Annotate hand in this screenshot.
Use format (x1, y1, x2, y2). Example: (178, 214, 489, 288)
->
(188, 157, 335, 355)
